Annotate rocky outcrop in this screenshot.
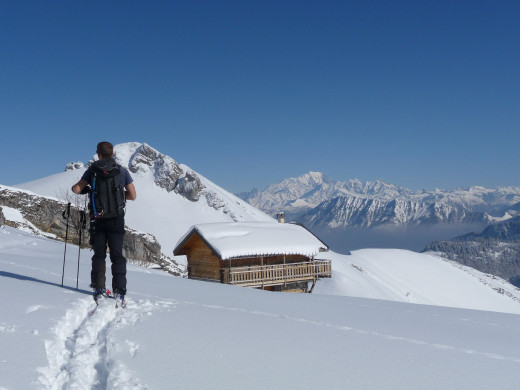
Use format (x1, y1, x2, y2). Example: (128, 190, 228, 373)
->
(0, 186, 172, 270)
(65, 162, 84, 171)
(128, 144, 184, 191)
(0, 186, 71, 237)
(0, 206, 5, 226)
(123, 228, 162, 265)
(125, 143, 207, 203)
(125, 143, 208, 204)
(175, 171, 204, 201)
(124, 227, 182, 275)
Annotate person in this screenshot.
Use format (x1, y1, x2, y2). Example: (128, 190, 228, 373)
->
(72, 141, 136, 305)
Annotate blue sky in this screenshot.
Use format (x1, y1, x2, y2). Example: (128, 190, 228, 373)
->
(1, 1, 519, 193)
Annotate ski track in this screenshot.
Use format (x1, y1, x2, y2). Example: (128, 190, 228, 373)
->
(37, 296, 171, 390)
(182, 300, 520, 365)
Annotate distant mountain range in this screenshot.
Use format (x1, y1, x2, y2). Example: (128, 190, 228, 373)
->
(238, 171, 520, 229)
(424, 216, 520, 287)
(237, 172, 520, 252)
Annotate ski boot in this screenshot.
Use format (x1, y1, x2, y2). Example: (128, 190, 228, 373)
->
(114, 293, 126, 309)
(92, 287, 112, 304)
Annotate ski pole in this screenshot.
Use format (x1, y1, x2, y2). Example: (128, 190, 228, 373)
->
(61, 202, 71, 287)
(76, 210, 86, 289)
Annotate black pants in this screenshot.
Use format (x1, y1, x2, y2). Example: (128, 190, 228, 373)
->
(91, 214, 127, 294)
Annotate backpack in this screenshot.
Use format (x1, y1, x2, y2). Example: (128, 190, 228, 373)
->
(89, 158, 126, 219)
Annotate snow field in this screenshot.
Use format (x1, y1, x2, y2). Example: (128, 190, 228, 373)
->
(315, 249, 520, 314)
(2, 226, 520, 389)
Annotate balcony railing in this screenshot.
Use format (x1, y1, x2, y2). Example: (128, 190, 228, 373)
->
(221, 260, 332, 287)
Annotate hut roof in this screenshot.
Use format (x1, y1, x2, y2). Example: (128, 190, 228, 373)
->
(174, 222, 329, 260)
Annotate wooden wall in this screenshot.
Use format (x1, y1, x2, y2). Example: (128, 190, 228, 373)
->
(219, 254, 309, 268)
(185, 234, 221, 281)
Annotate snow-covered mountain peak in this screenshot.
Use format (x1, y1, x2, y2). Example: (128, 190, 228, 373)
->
(14, 142, 274, 256)
(125, 143, 186, 194)
(239, 173, 415, 217)
(112, 142, 145, 167)
(298, 171, 331, 186)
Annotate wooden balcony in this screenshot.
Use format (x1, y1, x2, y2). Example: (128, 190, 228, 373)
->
(221, 260, 332, 288)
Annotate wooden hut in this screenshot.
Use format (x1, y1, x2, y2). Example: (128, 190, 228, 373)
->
(174, 222, 331, 293)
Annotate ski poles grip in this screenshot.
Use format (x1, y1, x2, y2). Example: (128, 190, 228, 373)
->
(62, 202, 71, 219)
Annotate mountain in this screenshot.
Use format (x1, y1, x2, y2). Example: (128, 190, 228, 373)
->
(239, 171, 520, 223)
(239, 171, 414, 218)
(299, 195, 488, 229)
(14, 142, 275, 259)
(3, 225, 520, 389)
(238, 172, 520, 251)
(424, 216, 520, 286)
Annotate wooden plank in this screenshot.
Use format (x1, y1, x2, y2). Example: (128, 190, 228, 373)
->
(187, 235, 221, 280)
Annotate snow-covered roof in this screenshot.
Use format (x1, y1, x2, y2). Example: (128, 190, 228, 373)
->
(174, 222, 329, 260)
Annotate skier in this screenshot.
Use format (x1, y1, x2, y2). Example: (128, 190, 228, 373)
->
(72, 141, 136, 306)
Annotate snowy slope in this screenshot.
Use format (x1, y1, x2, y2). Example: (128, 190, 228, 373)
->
(315, 250, 520, 313)
(2, 226, 520, 389)
(15, 142, 274, 257)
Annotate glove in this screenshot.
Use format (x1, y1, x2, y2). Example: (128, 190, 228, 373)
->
(80, 185, 91, 195)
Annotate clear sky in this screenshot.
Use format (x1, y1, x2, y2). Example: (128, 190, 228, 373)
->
(1, 1, 519, 193)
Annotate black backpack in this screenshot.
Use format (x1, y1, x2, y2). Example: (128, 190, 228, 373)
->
(89, 158, 126, 219)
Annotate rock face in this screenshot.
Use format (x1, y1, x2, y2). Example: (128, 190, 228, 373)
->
(424, 217, 520, 286)
(123, 143, 226, 207)
(0, 185, 169, 270)
(0, 206, 5, 226)
(128, 144, 185, 193)
(0, 186, 70, 237)
(124, 143, 212, 204)
(175, 171, 204, 201)
(123, 227, 161, 262)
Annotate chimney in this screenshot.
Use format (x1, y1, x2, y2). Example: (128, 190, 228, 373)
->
(276, 212, 286, 223)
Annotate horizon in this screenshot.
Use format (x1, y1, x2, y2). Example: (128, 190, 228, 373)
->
(10, 140, 520, 195)
(1, 1, 519, 193)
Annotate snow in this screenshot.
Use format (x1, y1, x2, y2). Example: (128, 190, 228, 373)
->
(13, 170, 86, 204)
(315, 249, 520, 314)
(15, 142, 275, 257)
(2, 226, 520, 389)
(1, 206, 27, 224)
(177, 222, 328, 259)
(0, 206, 57, 238)
(5, 142, 520, 388)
